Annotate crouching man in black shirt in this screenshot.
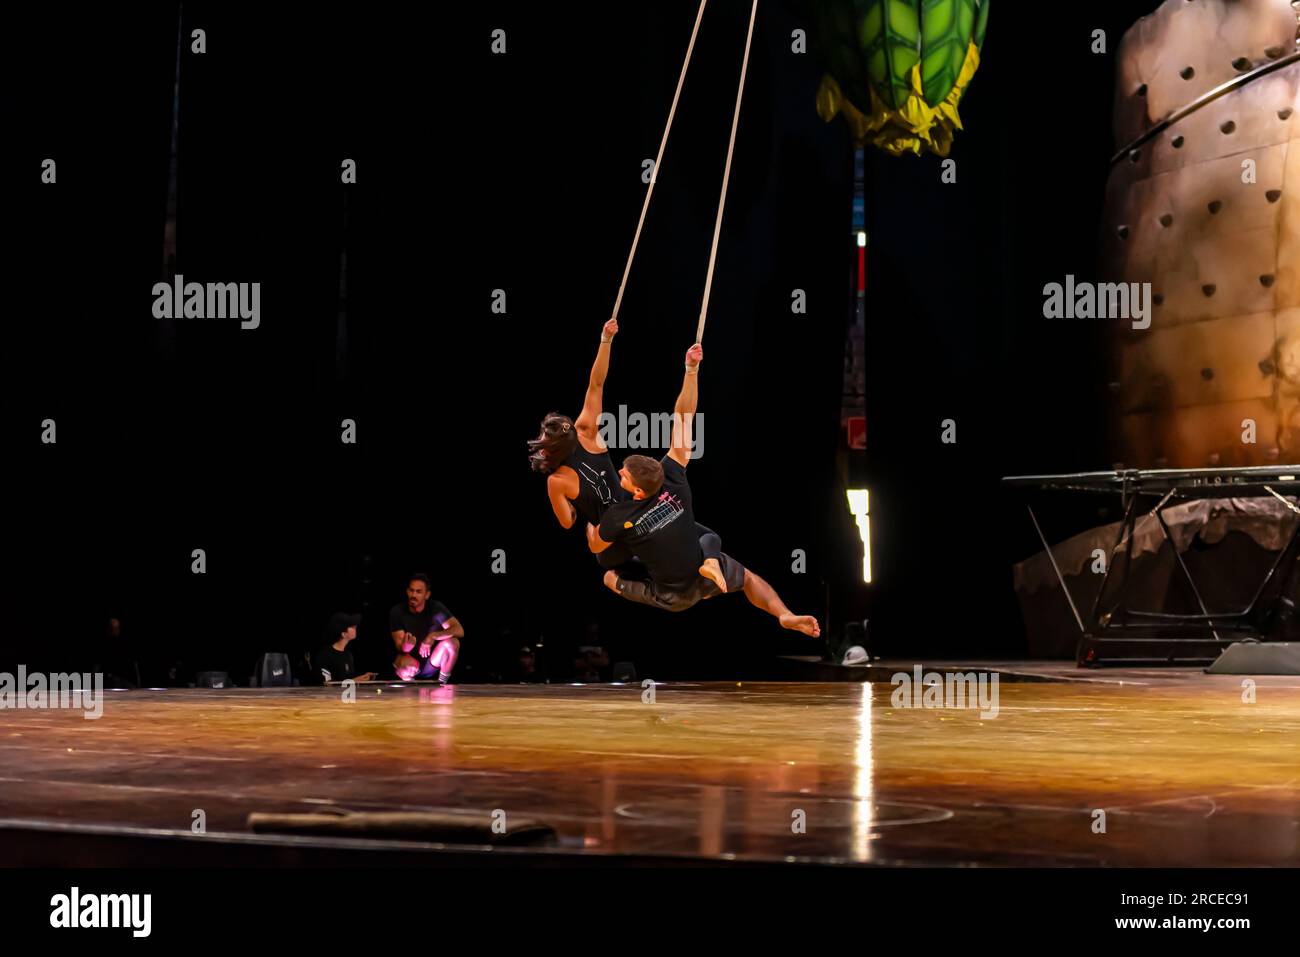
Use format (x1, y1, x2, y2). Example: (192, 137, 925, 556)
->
(316, 612, 377, 684)
(587, 344, 820, 637)
(389, 573, 465, 684)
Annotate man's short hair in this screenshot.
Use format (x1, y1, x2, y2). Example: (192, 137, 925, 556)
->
(623, 455, 664, 497)
(408, 573, 432, 590)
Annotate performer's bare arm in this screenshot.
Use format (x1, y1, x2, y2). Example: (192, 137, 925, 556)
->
(586, 522, 614, 554)
(668, 343, 702, 467)
(547, 471, 579, 529)
(575, 319, 619, 449)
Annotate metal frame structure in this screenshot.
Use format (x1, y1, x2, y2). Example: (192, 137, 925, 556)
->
(1004, 466, 1300, 666)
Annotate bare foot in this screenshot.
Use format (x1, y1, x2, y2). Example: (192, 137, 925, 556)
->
(603, 570, 621, 593)
(779, 613, 821, 638)
(699, 558, 727, 592)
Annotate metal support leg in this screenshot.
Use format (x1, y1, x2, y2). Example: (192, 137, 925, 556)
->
(1027, 504, 1086, 636)
(1101, 490, 1148, 630)
(1153, 501, 1221, 642)
(1089, 493, 1136, 628)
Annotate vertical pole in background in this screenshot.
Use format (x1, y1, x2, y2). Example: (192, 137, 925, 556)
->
(848, 145, 867, 439)
(839, 147, 871, 656)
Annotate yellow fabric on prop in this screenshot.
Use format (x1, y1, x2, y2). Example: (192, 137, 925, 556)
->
(816, 42, 982, 158)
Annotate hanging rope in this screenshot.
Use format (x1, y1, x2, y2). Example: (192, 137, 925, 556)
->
(610, 0, 709, 324)
(696, 0, 758, 344)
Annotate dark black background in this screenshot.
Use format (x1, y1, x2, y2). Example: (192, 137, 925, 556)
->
(1, 2, 1160, 682)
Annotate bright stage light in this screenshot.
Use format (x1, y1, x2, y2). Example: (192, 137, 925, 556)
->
(846, 488, 871, 583)
(856, 231, 867, 248)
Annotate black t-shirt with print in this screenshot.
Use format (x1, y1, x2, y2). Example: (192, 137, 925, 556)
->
(388, 601, 452, 644)
(315, 644, 355, 683)
(598, 456, 700, 589)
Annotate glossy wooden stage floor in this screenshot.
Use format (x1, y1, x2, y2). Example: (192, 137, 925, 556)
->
(2, 671, 1298, 866)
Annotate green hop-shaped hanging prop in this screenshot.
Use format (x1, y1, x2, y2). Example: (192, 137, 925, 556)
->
(813, 0, 991, 157)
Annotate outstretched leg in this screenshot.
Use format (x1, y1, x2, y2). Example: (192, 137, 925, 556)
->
(741, 568, 820, 637)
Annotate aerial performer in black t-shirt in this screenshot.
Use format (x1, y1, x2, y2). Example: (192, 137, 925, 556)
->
(527, 318, 722, 582)
(586, 343, 820, 637)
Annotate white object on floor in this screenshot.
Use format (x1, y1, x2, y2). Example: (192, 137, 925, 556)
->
(841, 645, 869, 666)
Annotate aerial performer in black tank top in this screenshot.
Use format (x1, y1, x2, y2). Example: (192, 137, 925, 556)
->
(528, 319, 722, 579)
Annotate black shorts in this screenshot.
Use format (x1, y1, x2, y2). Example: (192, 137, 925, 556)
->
(614, 553, 746, 612)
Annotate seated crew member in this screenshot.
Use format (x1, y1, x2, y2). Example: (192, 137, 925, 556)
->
(389, 573, 464, 684)
(588, 343, 820, 636)
(528, 317, 722, 578)
(316, 612, 376, 684)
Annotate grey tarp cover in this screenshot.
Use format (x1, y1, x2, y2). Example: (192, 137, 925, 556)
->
(1014, 496, 1298, 596)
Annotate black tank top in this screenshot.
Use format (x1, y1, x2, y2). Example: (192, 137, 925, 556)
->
(558, 441, 622, 525)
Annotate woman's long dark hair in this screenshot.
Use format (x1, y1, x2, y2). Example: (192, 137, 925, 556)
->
(527, 412, 578, 473)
